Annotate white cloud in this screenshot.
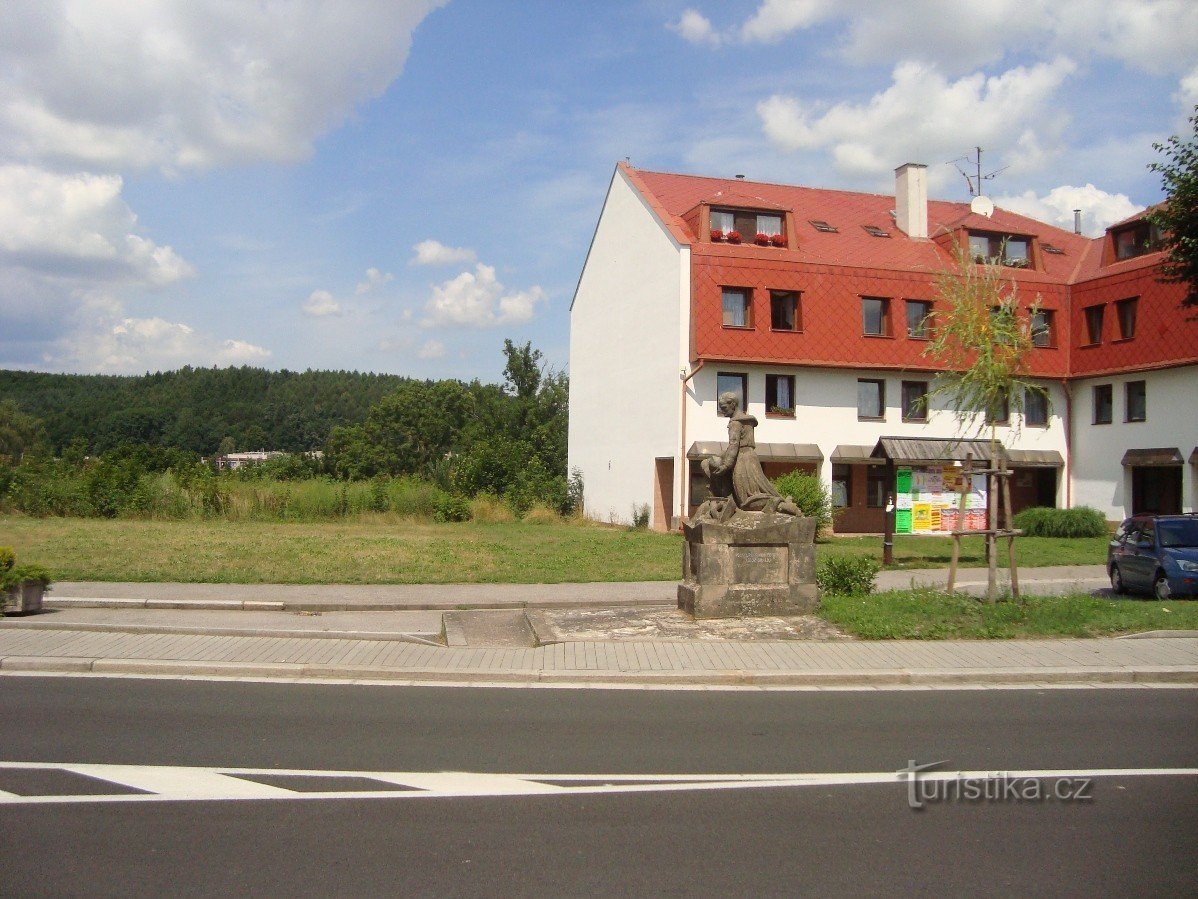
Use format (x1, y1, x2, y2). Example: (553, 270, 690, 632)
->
(739, 0, 834, 44)
(422, 264, 546, 329)
(417, 339, 446, 359)
(0, 0, 449, 173)
(355, 267, 394, 294)
(995, 185, 1141, 237)
(411, 239, 477, 266)
(0, 164, 193, 286)
(1176, 66, 1198, 118)
(758, 58, 1077, 184)
(301, 289, 341, 317)
(46, 314, 270, 374)
(668, 9, 722, 46)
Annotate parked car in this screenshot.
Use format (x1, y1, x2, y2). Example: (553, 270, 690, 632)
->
(1108, 514, 1198, 599)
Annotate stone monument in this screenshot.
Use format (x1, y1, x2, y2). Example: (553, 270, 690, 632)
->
(678, 393, 819, 618)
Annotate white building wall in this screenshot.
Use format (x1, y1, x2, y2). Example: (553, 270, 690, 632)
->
(685, 365, 1069, 505)
(568, 167, 686, 525)
(1070, 365, 1198, 520)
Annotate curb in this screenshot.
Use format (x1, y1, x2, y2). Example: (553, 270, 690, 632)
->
(2, 655, 1196, 688)
(44, 597, 676, 613)
(0, 619, 443, 643)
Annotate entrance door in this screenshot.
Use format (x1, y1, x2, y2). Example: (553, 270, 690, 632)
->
(653, 458, 674, 532)
(1131, 465, 1182, 515)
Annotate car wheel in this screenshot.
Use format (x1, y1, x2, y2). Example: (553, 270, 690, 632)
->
(1110, 564, 1126, 594)
(1153, 572, 1172, 601)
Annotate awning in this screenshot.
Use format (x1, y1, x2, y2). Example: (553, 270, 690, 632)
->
(1121, 447, 1184, 467)
(1004, 449, 1064, 468)
(831, 445, 886, 466)
(686, 441, 823, 463)
(871, 437, 996, 465)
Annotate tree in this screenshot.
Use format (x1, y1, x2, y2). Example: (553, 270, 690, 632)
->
(924, 245, 1045, 602)
(1148, 107, 1198, 308)
(0, 400, 46, 461)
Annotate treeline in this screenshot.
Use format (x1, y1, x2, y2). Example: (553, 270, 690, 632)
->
(0, 366, 406, 454)
(0, 341, 577, 520)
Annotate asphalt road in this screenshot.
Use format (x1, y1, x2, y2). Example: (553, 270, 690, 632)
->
(1, 678, 1196, 896)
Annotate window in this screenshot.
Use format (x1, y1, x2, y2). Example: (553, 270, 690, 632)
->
(1116, 297, 1138, 340)
(901, 381, 928, 422)
(770, 291, 800, 331)
(809, 220, 838, 233)
(716, 372, 747, 414)
(722, 288, 752, 328)
(1093, 384, 1113, 425)
(1126, 380, 1146, 422)
(862, 225, 890, 238)
(861, 297, 890, 336)
(1042, 243, 1065, 255)
(905, 300, 933, 339)
(711, 208, 783, 242)
(857, 378, 885, 420)
(1113, 221, 1160, 260)
(1031, 309, 1055, 347)
(866, 467, 888, 508)
(1025, 387, 1049, 426)
(766, 374, 795, 415)
(1084, 304, 1105, 345)
(985, 392, 1010, 425)
(831, 464, 851, 508)
(969, 231, 1031, 267)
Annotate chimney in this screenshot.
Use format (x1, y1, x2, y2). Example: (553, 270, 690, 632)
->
(1073, 209, 1082, 235)
(895, 163, 928, 239)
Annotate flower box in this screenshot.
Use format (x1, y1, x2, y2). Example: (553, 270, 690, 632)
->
(726, 230, 743, 244)
(755, 232, 770, 245)
(770, 233, 787, 247)
(4, 581, 46, 615)
(710, 229, 724, 241)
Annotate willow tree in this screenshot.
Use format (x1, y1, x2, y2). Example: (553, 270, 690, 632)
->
(924, 244, 1047, 601)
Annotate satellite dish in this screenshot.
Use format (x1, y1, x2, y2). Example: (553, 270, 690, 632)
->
(970, 195, 995, 218)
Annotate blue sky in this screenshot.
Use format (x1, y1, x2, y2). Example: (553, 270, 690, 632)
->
(2, 0, 1195, 381)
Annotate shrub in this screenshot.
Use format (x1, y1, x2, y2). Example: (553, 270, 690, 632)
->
(0, 546, 14, 572)
(1013, 505, 1108, 538)
(522, 504, 560, 525)
(773, 472, 832, 535)
(631, 503, 650, 529)
(470, 494, 516, 524)
(817, 555, 880, 596)
(432, 492, 472, 523)
(1, 563, 52, 591)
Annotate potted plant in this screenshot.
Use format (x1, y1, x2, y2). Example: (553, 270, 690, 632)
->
(770, 233, 787, 247)
(727, 230, 743, 244)
(710, 228, 725, 241)
(1, 547, 51, 615)
(754, 232, 770, 245)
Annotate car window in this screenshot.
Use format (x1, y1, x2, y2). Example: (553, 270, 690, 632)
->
(1158, 519, 1198, 548)
(1114, 519, 1133, 539)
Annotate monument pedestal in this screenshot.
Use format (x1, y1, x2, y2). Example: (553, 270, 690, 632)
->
(678, 513, 819, 619)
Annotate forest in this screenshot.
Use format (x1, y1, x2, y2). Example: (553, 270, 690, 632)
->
(0, 341, 575, 521)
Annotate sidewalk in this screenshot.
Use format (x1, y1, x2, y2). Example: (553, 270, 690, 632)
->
(2, 570, 1195, 688)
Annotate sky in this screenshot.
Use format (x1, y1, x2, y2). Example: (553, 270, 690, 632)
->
(1, 0, 1195, 382)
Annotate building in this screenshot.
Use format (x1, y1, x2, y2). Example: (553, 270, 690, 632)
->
(568, 162, 1198, 531)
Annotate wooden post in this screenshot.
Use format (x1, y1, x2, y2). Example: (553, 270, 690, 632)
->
(947, 454, 971, 593)
(882, 460, 895, 566)
(1002, 456, 1019, 598)
(987, 459, 999, 603)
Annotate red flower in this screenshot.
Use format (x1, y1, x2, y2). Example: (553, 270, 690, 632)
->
(755, 232, 769, 245)
(710, 228, 724, 241)
(727, 230, 742, 244)
(770, 233, 787, 247)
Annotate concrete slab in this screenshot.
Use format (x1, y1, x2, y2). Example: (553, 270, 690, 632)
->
(442, 611, 538, 647)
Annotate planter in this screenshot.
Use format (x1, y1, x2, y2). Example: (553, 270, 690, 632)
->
(3, 581, 46, 615)
(710, 229, 725, 241)
(755, 232, 770, 245)
(770, 233, 787, 247)
(727, 231, 743, 244)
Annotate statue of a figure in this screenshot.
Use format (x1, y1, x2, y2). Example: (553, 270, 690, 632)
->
(695, 392, 800, 522)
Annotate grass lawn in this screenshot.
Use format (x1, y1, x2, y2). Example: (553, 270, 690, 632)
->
(2, 516, 1108, 585)
(820, 589, 1198, 639)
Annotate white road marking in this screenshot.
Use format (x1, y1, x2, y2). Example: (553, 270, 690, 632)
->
(0, 762, 1194, 805)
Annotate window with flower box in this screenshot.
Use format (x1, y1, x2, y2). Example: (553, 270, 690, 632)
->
(969, 231, 1031, 268)
(710, 208, 784, 246)
(766, 374, 795, 416)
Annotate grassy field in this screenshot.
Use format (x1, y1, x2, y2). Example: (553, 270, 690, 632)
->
(2, 515, 1112, 584)
(821, 588, 1198, 639)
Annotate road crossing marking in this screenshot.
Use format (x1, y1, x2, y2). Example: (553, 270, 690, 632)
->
(0, 762, 1194, 805)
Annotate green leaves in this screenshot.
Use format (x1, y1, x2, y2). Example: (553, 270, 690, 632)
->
(1148, 107, 1198, 308)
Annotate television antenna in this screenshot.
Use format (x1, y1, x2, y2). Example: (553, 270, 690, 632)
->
(949, 147, 1008, 197)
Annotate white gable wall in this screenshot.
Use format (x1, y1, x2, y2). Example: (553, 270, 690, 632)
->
(568, 168, 687, 525)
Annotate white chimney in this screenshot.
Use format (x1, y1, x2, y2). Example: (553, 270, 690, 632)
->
(894, 163, 928, 239)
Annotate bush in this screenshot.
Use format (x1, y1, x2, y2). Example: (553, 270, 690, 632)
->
(432, 492, 472, 523)
(2, 563, 53, 592)
(522, 504, 560, 525)
(470, 494, 516, 523)
(773, 472, 832, 535)
(0, 546, 14, 572)
(631, 503, 650, 529)
(1013, 506, 1108, 538)
(817, 555, 880, 596)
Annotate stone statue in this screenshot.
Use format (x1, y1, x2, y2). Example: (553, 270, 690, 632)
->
(695, 392, 800, 522)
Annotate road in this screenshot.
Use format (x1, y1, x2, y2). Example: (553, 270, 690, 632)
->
(1, 677, 1195, 896)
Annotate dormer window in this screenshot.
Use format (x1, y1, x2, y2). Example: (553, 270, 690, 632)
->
(1112, 221, 1161, 260)
(969, 231, 1030, 268)
(710, 208, 784, 246)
